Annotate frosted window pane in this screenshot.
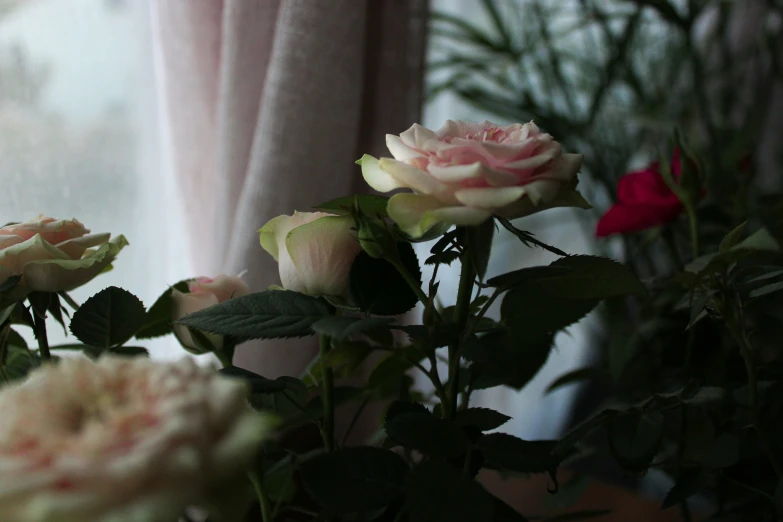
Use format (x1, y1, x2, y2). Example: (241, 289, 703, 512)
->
(0, 0, 192, 359)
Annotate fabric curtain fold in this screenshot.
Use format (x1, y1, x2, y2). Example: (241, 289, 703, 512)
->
(154, 0, 428, 376)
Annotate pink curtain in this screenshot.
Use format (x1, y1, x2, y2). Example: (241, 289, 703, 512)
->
(154, 0, 428, 375)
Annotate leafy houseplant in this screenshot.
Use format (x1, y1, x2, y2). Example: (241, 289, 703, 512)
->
(0, 116, 781, 522)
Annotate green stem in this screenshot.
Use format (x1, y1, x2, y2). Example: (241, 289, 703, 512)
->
(248, 470, 273, 522)
(447, 233, 476, 419)
(213, 349, 273, 520)
(320, 333, 335, 452)
(342, 395, 370, 446)
(32, 307, 51, 362)
(390, 257, 430, 308)
(731, 296, 783, 478)
(214, 347, 233, 368)
(687, 208, 699, 260)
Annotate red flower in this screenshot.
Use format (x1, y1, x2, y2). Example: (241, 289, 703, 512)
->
(596, 151, 689, 237)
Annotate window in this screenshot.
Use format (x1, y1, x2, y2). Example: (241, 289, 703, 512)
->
(0, 0, 191, 358)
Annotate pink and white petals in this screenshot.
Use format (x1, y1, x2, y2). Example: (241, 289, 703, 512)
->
(259, 212, 361, 298)
(0, 357, 275, 522)
(363, 120, 590, 237)
(171, 274, 250, 354)
(0, 217, 125, 303)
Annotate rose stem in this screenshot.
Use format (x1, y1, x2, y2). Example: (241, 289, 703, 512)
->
(212, 342, 272, 520)
(248, 471, 273, 522)
(32, 304, 51, 361)
(319, 333, 335, 452)
(446, 228, 476, 419)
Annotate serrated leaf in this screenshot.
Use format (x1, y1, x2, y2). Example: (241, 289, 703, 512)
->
(175, 290, 329, 340)
(539, 256, 647, 299)
(405, 459, 494, 522)
(607, 412, 663, 472)
(750, 281, 783, 299)
(477, 433, 560, 476)
(733, 227, 779, 252)
(719, 221, 747, 253)
(467, 219, 495, 281)
(108, 346, 149, 357)
(314, 194, 389, 218)
(545, 367, 604, 395)
(425, 250, 460, 266)
(385, 400, 430, 422)
(487, 266, 571, 289)
(368, 353, 414, 391)
(69, 287, 146, 350)
(349, 242, 421, 316)
(310, 316, 394, 340)
(135, 280, 190, 339)
(384, 411, 468, 458)
(465, 329, 555, 391)
(300, 446, 407, 514)
(219, 366, 287, 393)
(455, 407, 511, 431)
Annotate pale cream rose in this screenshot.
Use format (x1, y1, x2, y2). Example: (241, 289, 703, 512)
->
(0, 216, 126, 303)
(0, 356, 274, 522)
(171, 275, 250, 353)
(359, 120, 590, 237)
(259, 211, 361, 297)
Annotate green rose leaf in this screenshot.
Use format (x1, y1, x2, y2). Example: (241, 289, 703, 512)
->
(135, 280, 190, 339)
(349, 241, 422, 316)
(301, 446, 408, 515)
(467, 219, 495, 281)
(477, 433, 561, 476)
(175, 290, 330, 340)
(455, 407, 511, 431)
(218, 366, 287, 393)
(69, 286, 147, 351)
(384, 410, 468, 458)
(607, 411, 663, 473)
(310, 316, 394, 341)
(464, 328, 555, 391)
(405, 459, 495, 522)
(545, 367, 605, 395)
(493, 255, 646, 299)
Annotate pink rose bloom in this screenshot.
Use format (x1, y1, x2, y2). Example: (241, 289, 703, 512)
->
(359, 120, 590, 237)
(0, 216, 127, 302)
(171, 275, 250, 354)
(260, 212, 361, 297)
(0, 356, 274, 522)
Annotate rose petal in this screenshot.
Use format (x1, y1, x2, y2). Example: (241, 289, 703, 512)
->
(0, 234, 69, 274)
(496, 181, 592, 220)
(596, 202, 683, 237)
(171, 290, 222, 352)
(21, 235, 128, 293)
(398, 123, 438, 149)
(502, 142, 561, 170)
(358, 155, 405, 193)
(387, 193, 492, 238)
(54, 233, 111, 260)
(284, 215, 360, 297)
(549, 153, 583, 181)
(386, 135, 422, 162)
(454, 186, 527, 209)
(377, 158, 448, 197)
(189, 275, 250, 303)
(0, 235, 24, 250)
